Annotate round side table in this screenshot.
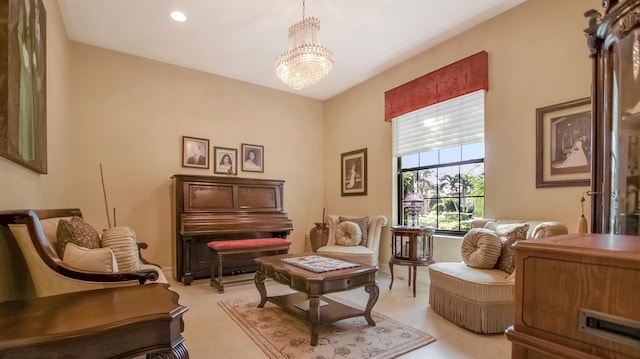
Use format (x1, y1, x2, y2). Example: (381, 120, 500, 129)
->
(389, 225, 435, 297)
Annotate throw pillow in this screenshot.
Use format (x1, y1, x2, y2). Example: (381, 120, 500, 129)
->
(101, 226, 141, 272)
(339, 216, 369, 247)
(335, 221, 362, 246)
(485, 223, 530, 274)
(460, 228, 502, 269)
(56, 216, 101, 259)
(62, 242, 119, 273)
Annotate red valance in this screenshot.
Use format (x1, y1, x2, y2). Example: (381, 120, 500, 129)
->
(384, 51, 489, 122)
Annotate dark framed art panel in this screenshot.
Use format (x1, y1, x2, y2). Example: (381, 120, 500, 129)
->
(341, 148, 367, 196)
(0, 0, 48, 174)
(536, 97, 591, 188)
(241, 143, 264, 172)
(182, 136, 209, 169)
(213, 146, 237, 175)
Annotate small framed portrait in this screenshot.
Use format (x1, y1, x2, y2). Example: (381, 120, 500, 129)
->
(182, 136, 209, 169)
(341, 148, 367, 196)
(241, 144, 264, 172)
(213, 146, 238, 175)
(536, 97, 591, 188)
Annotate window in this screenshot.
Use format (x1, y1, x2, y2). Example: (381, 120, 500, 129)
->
(394, 90, 485, 234)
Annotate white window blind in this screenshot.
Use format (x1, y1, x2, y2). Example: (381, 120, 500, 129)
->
(393, 90, 485, 157)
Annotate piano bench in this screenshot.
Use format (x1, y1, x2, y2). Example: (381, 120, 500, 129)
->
(207, 238, 291, 293)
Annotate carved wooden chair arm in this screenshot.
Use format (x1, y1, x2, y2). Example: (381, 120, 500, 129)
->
(136, 242, 161, 268)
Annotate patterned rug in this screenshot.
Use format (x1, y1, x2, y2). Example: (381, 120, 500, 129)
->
(219, 295, 436, 359)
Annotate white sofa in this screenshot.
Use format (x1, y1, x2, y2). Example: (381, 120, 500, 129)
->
(316, 214, 388, 266)
(428, 218, 568, 334)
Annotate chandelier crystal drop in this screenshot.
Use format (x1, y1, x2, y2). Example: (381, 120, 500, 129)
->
(275, 1, 334, 90)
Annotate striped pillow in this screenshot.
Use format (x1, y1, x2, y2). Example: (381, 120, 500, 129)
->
(62, 242, 119, 273)
(460, 228, 502, 269)
(101, 227, 140, 272)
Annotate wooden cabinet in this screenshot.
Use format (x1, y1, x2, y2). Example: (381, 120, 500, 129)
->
(586, 0, 640, 233)
(506, 233, 640, 359)
(171, 175, 292, 284)
(390, 226, 435, 262)
(388, 226, 435, 297)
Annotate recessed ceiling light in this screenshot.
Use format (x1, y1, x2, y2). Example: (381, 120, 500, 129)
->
(170, 11, 187, 22)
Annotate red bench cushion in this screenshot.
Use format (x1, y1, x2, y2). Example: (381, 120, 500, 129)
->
(207, 238, 291, 251)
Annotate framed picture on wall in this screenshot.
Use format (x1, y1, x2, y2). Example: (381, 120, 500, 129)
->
(213, 146, 237, 175)
(0, 0, 48, 174)
(241, 143, 264, 172)
(182, 136, 209, 169)
(341, 148, 367, 196)
(536, 97, 591, 188)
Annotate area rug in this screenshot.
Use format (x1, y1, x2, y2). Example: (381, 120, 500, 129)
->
(219, 296, 436, 359)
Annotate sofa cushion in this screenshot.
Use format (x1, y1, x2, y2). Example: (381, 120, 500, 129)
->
(62, 242, 119, 273)
(429, 262, 514, 302)
(531, 221, 568, 238)
(473, 219, 568, 240)
(101, 227, 140, 272)
(335, 221, 362, 246)
(317, 245, 376, 266)
(484, 222, 530, 274)
(460, 228, 502, 269)
(339, 216, 369, 247)
(56, 216, 101, 259)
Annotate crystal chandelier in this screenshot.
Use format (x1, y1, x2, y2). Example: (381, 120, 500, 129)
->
(275, 0, 334, 90)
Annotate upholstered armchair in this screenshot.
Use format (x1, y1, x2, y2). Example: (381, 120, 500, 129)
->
(428, 218, 568, 334)
(0, 209, 166, 298)
(316, 214, 388, 266)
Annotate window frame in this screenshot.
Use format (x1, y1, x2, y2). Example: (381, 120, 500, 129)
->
(397, 152, 485, 236)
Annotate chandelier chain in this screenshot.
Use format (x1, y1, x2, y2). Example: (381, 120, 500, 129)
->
(302, 0, 305, 21)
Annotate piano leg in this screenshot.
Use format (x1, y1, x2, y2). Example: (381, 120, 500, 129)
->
(182, 239, 193, 285)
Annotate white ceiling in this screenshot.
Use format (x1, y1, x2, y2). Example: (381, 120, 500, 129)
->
(57, 0, 526, 101)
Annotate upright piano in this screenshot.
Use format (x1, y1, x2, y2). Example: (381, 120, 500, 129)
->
(171, 175, 293, 285)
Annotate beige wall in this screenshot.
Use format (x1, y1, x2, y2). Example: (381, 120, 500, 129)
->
(324, 0, 601, 264)
(68, 44, 324, 266)
(0, 0, 603, 276)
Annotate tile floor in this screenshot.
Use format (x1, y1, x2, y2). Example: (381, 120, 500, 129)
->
(167, 271, 512, 359)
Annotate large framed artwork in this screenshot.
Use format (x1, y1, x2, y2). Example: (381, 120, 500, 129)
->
(182, 136, 209, 169)
(0, 0, 48, 174)
(536, 97, 591, 188)
(341, 148, 367, 196)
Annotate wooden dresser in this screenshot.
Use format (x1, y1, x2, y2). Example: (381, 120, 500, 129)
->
(506, 233, 640, 359)
(171, 175, 293, 284)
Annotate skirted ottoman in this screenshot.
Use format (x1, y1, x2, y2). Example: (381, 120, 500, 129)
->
(428, 262, 514, 334)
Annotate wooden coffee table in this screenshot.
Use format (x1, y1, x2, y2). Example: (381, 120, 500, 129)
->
(254, 253, 379, 346)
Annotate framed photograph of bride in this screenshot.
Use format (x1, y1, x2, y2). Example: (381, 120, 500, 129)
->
(536, 97, 591, 188)
(341, 148, 367, 196)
